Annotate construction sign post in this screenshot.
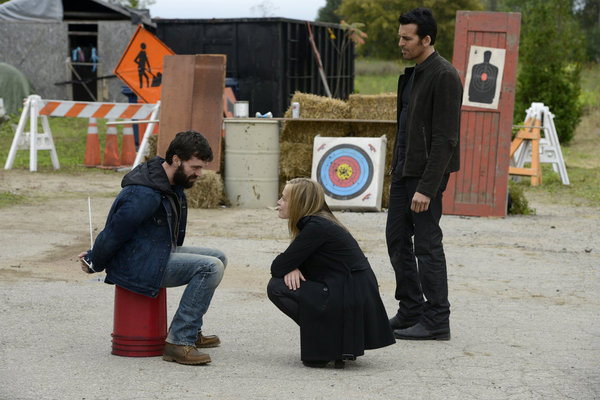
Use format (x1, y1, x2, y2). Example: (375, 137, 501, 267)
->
(114, 24, 174, 104)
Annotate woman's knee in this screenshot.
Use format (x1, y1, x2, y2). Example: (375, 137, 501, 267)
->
(267, 277, 285, 299)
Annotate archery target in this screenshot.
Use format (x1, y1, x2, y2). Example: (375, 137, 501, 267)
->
(311, 136, 387, 211)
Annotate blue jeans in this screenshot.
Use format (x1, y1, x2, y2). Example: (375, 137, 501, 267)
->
(161, 246, 227, 345)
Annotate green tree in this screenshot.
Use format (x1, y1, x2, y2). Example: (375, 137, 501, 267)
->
(317, 0, 342, 23)
(574, 0, 600, 62)
(515, 0, 585, 144)
(337, 0, 483, 60)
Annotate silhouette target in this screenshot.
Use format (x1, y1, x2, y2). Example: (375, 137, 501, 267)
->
(468, 50, 498, 104)
(316, 144, 373, 200)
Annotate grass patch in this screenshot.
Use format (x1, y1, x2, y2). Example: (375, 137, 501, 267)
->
(521, 164, 600, 207)
(0, 191, 26, 209)
(0, 113, 119, 172)
(354, 58, 405, 94)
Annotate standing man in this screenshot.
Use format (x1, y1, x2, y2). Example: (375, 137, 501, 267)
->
(78, 130, 227, 364)
(386, 8, 462, 340)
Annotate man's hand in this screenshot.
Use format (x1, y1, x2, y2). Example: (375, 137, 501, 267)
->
(284, 268, 306, 291)
(77, 251, 93, 273)
(411, 192, 431, 213)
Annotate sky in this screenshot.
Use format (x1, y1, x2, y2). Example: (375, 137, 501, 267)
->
(147, 0, 327, 21)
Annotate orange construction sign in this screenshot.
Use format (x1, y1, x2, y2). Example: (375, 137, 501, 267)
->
(114, 25, 175, 104)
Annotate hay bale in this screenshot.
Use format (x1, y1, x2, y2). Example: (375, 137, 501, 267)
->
(279, 141, 313, 180)
(142, 134, 158, 162)
(281, 120, 350, 145)
(281, 92, 352, 143)
(348, 93, 397, 121)
(283, 92, 352, 119)
(185, 170, 228, 208)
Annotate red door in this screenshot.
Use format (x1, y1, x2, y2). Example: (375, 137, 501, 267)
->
(443, 11, 521, 217)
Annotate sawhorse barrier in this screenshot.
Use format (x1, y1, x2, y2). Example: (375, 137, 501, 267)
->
(4, 95, 160, 172)
(509, 102, 570, 186)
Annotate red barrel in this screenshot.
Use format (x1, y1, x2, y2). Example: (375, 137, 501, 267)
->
(111, 286, 167, 357)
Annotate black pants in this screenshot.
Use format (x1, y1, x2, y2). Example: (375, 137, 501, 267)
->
(385, 175, 450, 330)
(267, 277, 301, 325)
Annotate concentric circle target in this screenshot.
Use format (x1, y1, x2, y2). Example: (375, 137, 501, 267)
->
(316, 144, 373, 200)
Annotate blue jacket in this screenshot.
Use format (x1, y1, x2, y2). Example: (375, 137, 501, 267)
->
(88, 157, 187, 297)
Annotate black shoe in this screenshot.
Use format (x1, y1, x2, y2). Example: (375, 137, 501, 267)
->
(393, 323, 450, 341)
(389, 314, 418, 330)
(302, 360, 329, 368)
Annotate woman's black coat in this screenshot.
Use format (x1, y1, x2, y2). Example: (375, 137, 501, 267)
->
(270, 215, 395, 361)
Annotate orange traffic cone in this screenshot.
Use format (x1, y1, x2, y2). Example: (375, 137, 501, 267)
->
(103, 119, 120, 167)
(83, 118, 101, 167)
(120, 123, 136, 166)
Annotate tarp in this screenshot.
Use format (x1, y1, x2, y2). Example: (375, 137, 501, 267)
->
(0, 63, 36, 115)
(0, 0, 62, 22)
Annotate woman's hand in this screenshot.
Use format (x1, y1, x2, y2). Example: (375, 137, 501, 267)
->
(284, 268, 306, 291)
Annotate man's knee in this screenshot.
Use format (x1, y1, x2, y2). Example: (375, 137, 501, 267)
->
(219, 253, 228, 269)
(212, 259, 225, 284)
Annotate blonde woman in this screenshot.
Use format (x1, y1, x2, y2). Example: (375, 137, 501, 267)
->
(267, 178, 395, 368)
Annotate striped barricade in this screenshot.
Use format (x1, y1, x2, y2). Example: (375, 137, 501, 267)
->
(4, 95, 160, 172)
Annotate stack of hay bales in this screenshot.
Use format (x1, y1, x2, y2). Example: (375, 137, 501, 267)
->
(142, 134, 227, 209)
(279, 92, 354, 193)
(280, 91, 398, 209)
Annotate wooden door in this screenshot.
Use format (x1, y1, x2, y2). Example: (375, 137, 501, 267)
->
(443, 11, 521, 217)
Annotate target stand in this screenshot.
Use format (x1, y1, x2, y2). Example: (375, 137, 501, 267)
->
(311, 136, 387, 211)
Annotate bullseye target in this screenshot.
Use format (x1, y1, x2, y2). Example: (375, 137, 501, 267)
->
(317, 144, 373, 200)
(312, 136, 387, 211)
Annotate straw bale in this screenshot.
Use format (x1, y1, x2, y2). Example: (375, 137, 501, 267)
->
(142, 134, 158, 162)
(348, 93, 397, 121)
(279, 142, 314, 180)
(281, 92, 353, 143)
(185, 170, 228, 209)
(281, 120, 350, 144)
(283, 92, 352, 120)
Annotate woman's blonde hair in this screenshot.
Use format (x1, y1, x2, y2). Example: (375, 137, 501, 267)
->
(285, 178, 346, 239)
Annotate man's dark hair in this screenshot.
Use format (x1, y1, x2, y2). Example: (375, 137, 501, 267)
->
(398, 7, 437, 46)
(165, 130, 213, 164)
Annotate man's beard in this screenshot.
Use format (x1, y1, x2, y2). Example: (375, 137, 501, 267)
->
(173, 164, 196, 188)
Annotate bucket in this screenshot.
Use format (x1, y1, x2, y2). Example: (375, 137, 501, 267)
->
(111, 286, 167, 357)
(224, 119, 279, 208)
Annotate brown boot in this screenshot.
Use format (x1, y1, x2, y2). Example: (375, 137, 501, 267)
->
(162, 343, 211, 365)
(195, 332, 221, 348)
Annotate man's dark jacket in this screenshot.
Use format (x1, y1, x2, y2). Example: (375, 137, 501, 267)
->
(88, 157, 187, 298)
(391, 51, 463, 198)
(271, 215, 395, 361)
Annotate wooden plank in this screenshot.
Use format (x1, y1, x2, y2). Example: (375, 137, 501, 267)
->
(157, 55, 226, 171)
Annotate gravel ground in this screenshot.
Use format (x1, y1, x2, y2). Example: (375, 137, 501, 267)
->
(0, 169, 598, 400)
